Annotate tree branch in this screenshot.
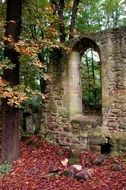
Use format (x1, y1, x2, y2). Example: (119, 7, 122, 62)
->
(50, 0, 66, 42)
(69, 0, 80, 39)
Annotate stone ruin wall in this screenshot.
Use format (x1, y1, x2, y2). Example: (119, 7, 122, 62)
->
(41, 27, 126, 151)
(41, 49, 73, 144)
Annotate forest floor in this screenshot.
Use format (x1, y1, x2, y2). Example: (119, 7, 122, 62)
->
(0, 136, 126, 190)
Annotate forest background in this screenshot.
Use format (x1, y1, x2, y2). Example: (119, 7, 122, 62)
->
(0, 0, 126, 162)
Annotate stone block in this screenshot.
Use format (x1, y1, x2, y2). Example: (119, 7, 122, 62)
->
(88, 136, 106, 145)
(66, 137, 71, 143)
(88, 144, 101, 151)
(46, 133, 56, 143)
(48, 123, 59, 130)
(63, 126, 71, 132)
(78, 136, 87, 144)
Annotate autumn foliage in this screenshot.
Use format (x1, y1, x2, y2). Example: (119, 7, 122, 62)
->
(0, 136, 126, 190)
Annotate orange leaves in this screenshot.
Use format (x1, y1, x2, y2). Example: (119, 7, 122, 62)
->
(19, 46, 33, 56)
(15, 40, 40, 57)
(6, 91, 28, 107)
(2, 85, 28, 107)
(3, 36, 41, 57)
(0, 77, 29, 107)
(45, 26, 59, 39)
(0, 77, 6, 95)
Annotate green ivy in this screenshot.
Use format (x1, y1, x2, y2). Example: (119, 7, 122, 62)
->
(0, 161, 13, 176)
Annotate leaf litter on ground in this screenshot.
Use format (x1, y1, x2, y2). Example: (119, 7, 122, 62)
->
(0, 135, 126, 190)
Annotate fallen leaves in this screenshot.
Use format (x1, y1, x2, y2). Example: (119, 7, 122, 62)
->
(0, 136, 126, 190)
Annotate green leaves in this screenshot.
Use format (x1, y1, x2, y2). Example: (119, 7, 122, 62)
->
(81, 48, 101, 107)
(0, 161, 12, 176)
(38, 0, 49, 8)
(77, 0, 126, 32)
(0, 57, 15, 70)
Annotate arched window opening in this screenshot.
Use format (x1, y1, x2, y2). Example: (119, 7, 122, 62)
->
(80, 48, 101, 115)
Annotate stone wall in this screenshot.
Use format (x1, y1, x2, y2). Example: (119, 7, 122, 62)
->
(41, 49, 73, 144)
(41, 27, 126, 151)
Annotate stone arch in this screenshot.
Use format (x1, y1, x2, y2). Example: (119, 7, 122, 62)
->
(68, 37, 102, 117)
(73, 37, 100, 55)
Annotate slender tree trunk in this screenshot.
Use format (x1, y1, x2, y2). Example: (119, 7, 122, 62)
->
(58, 0, 65, 42)
(85, 53, 91, 89)
(85, 53, 90, 80)
(91, 49, 96, 101)
(91, 49, 95, 83)
(2, 0, 22, 163)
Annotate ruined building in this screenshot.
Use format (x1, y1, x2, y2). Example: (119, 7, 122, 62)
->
(41, 27, 126, 151)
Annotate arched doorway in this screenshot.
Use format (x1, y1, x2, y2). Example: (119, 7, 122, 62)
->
(69, 37, 102, 118)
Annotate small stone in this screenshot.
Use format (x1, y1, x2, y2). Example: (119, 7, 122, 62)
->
(66, 166, 77, 178)
(73, 164, 82, 171)
(57, 149, 64, 156)
(75, 169, 90, 180)
(110, 163, 122, 171)
(66, 138, 71, 143)
(48, 165, 60, 173)
(63, 127, 71, 132)
(92, 154, 108, 165)
(48, 125, 53, 130)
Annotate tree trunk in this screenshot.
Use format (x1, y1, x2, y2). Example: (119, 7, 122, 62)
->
(69, 0, 80, 39)
(50, 0, 65, 42)
(2, 100, 20, 162)
(58, 0, 65, 42)
(91, 49, 96, 101)
(2, 0, 22, 163)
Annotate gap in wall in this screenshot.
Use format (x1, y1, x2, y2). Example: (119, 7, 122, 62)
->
(80, 48, 102, 116)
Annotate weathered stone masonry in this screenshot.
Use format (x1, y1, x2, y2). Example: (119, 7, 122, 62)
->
(41, 27, 126, 151)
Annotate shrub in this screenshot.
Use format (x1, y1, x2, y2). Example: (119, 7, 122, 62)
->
(0, 161, 12, 175)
